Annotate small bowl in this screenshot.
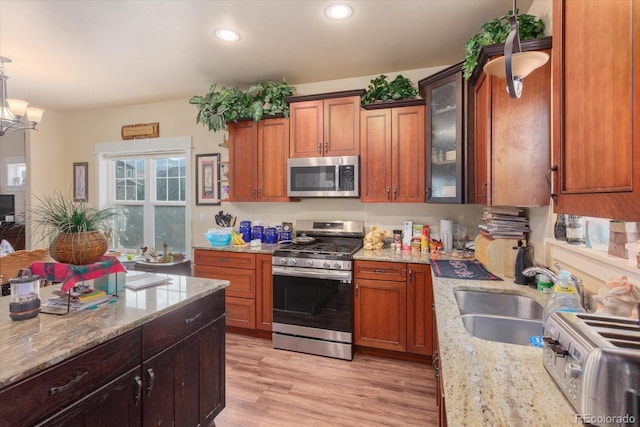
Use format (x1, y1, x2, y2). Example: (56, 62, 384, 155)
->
(205, 228, 232, 246)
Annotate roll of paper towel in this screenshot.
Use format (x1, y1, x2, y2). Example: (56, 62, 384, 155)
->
(441, 220, 453, 252)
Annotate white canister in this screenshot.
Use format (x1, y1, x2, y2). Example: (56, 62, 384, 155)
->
(441, 219, 453, 252)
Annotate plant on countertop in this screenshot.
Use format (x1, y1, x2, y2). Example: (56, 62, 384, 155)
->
(189, 79, 294, 132)
(462, 10, 546, 79)
(361, 74, 418, 106)
(31, 192, 120, 265)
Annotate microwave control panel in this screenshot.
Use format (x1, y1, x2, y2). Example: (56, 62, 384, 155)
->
(338, 165, 355, 191)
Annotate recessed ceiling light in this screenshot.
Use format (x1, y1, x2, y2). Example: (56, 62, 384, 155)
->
(325, 3, 353, 20)
(214, 29, 241, 42)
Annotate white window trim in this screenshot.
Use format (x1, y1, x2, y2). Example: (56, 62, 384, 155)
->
(95, 137, 193, 252)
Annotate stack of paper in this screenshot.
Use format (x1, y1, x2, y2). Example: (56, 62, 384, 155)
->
(125, 273, 171, 290)
(478, 206, 529, 239)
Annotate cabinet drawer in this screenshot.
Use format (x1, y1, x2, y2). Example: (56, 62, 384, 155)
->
(194, 250, 255, 269)
(354, 260, 406, 281)
(194, 265, 255, 299)
(142, 291, 225, 360)
(226, 296, 256, 329)
(1, 329, 141, 427)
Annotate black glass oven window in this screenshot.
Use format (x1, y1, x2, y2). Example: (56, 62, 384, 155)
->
(291, 166, 335, 191)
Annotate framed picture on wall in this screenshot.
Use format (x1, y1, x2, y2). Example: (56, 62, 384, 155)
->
(73, 162, 88, 202)
(219, 161, 229, 181)
(220, 181, 229, 201)
(195, 153, 220, 205)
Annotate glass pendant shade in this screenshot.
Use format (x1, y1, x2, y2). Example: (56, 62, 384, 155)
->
(483, 51, 549, 81)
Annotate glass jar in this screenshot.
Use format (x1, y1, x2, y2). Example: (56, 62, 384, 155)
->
(566, 215, 584, 245)
(554, 214, 566, 241)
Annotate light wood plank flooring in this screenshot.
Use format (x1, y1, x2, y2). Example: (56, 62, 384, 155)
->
(215, 333, 437, 427)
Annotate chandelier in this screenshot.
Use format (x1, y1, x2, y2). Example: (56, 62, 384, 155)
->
(0, 56, 44, 136)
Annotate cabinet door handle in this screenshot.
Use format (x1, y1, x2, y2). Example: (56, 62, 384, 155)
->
(408, 268, 413, 282)
(481, 182, 487, 198)
(49, 371, 88, 396)
(393, 187, 398, 199)
(134, 375, 142, 406)
(317, 142, 322, 154)
(355, 283, 359, 297)
(324, 142, 328, 153)
(372, 268, 387, 274)
(432, 351, 440, 379)
(258, 188, 262, 199)
(386, 187, 391, 200)
(146, 368, 155, 397)
(546, 165, 558, 204)
(185, 311, 202, 325)
(426, 187, 432, 200)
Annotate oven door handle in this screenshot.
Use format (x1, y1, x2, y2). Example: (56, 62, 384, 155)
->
(273, 265, 352, 282)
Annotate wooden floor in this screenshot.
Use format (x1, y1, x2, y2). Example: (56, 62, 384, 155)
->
(215, 333, 438, 427)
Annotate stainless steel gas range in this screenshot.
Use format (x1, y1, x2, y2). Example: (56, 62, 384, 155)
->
(271, 220, 363, 361)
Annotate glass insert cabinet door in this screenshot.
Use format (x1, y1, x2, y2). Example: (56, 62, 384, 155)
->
(420, 65, 463, 203)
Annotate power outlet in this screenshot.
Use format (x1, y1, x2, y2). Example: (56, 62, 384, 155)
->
(199, 213, 205, 223)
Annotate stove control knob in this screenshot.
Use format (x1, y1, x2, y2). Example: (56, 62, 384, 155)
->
(333, 262, 342, 269)
(288, 258, 297, 266)
(323, 261, 331, 269)
(565, 363, 582, 379)
(305, 260, 314, 267)
(279, 258, 287, 265)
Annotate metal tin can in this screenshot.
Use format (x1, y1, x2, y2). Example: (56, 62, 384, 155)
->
(251, 225, 264, 242)
(265, 227, 277, 244)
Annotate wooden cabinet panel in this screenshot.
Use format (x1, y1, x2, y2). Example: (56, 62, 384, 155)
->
(406, 264, 433, 355)
(469, 39, 552, 207)
(196, 265, 255, 299)
(228, 121, 258, 201)
(257, 118, 290, 201)
(142, 345, 175, 427)
(193, 250, 256, 269)
(174, 332, 200, 427)
(354, 278, 406, 352)
(255, 254, 273, 331)
(354, 260, 406, 281)
(360, 109, 392, 202)
(324, 96, 361, 156)
(360, 104, 425, 203)
(392, 106, 425, 203)
(142, 291, 223, 359)
(289, 100, 323, 157)
(1, 329, 141, 427)
(39, 367, 143, 427)
(553, 0, 640, 220)
(198, 319, 225, 423)
(226, 296, 257, 329)
(290, 96, 360, 158)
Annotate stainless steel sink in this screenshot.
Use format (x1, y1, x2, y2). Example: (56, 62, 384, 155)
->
(454, 290, 543, 320)
(460, 314, 544, 346)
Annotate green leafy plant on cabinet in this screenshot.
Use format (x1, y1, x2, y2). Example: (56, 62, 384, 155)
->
(361, 74, 418, 106)
(462, 10, 546, 79)
(189, 79, 294, 132)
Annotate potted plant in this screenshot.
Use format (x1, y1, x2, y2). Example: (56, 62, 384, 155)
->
(189, 79, 294, 132)
(31, 192, 119, 265)
(361, 74, 418, 106)
(462, 10, 546, 79)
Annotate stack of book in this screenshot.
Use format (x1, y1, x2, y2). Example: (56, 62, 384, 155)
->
(478, 206, 529, 239)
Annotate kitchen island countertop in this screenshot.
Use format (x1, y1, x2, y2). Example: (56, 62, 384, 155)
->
(0, 273, 229, 389)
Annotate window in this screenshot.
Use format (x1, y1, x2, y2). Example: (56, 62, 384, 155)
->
(6, 157, 26, 188)
(96, 137, 192, 255)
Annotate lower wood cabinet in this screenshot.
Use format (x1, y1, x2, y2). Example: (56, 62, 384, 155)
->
(433, 303, 447, 427)
(194, 249, 273, 332)
(4, 290, 226, 427)
(353, 260, 433, 355)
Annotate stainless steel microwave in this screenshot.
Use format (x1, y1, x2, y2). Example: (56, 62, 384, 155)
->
(288, 155, 359, 197)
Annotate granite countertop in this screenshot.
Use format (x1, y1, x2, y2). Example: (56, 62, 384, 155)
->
(0, 273, 229, 389)
(432, 275, 578, 426)
(192, 243, 278, 255)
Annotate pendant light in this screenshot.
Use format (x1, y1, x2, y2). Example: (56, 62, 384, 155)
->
(0, 57, 44, 136)
(483, 0, 549, 99)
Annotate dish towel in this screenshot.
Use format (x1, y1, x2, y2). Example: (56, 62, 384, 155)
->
(431, 259, 502, 281)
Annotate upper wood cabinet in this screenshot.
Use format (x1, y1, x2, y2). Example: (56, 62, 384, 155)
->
(287, 90, 364, 158)
(360, 102, 426, 203)
(468, 37, 552, 207)
(419, 63, 465, 204)
(552, 0, 640, 220)
(228, 118, 292, 202)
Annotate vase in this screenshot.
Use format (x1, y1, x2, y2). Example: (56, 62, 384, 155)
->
(49, 230, 108, 265)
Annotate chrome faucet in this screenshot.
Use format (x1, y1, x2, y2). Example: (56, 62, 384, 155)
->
(521, 264, 590, 312)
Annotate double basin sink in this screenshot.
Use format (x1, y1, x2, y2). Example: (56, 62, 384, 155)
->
(454, 290, 544, 346)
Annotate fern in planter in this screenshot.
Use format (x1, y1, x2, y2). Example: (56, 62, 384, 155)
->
(462, 10, 545, 79)
(361, 74, 418, 106)
(189, 79, 294, 132)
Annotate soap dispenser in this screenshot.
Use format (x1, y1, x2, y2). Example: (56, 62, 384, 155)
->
(514, 241, 534, 285)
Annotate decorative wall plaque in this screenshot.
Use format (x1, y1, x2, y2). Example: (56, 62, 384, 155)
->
(121, 122, 159, 140)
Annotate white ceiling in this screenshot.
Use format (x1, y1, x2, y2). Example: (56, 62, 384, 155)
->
(0, 0, 532, 113)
